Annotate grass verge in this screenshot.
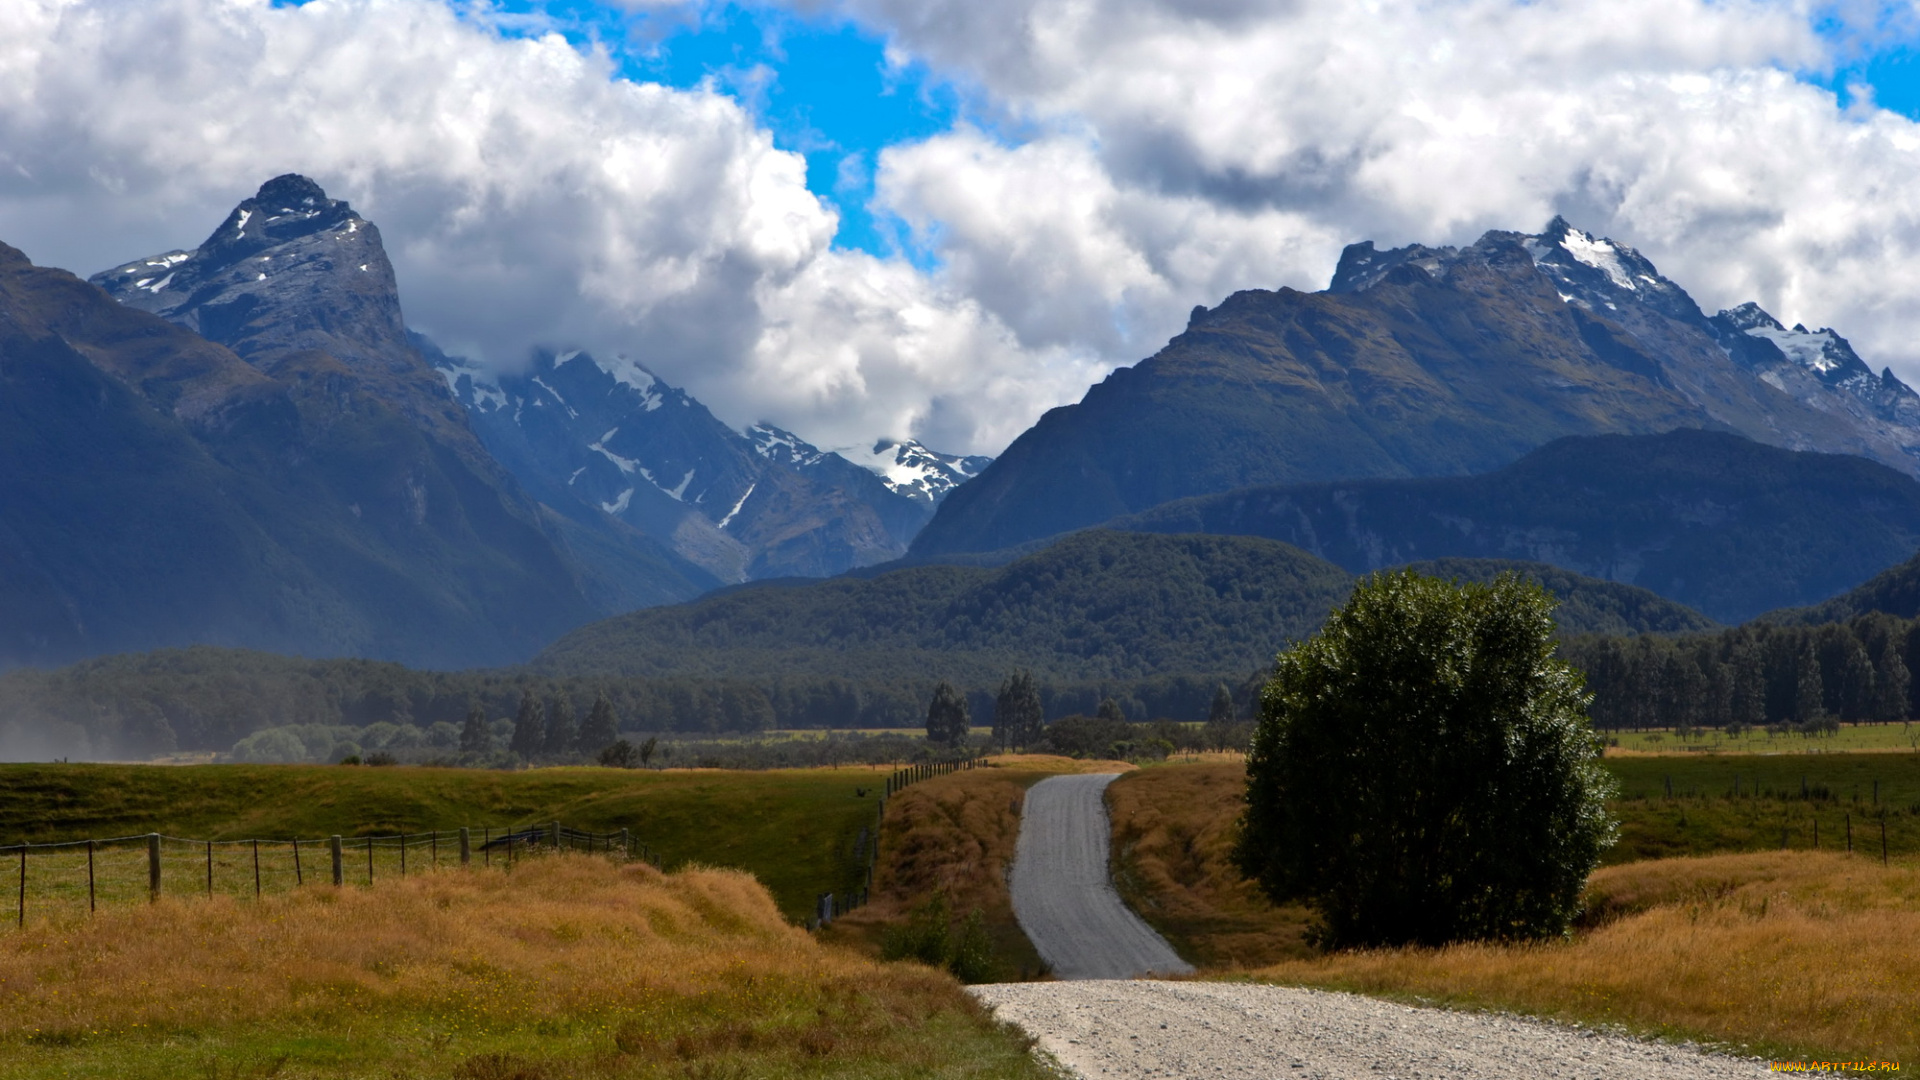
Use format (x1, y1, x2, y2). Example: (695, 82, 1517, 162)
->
(823, 754, 1132, 981)
(1109, 758, 1920, 1060)
(0, 853, 1050, 1080)
(1252, 851, 1920, 1062)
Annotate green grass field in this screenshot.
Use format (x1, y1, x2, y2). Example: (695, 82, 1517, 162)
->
(1602, 752, 1920, 863)
(0, 763, 891, 923)
(1605, 722, 1920, 754)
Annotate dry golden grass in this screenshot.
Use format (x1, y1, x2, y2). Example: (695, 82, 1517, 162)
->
(0, 854, 1049, 1079)
(1253, 851, 1920, 1061)
(1106, 761, 1315, 969)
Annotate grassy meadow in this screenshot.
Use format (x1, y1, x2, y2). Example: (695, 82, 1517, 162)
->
(0, 853, 1049, 1080)
(1108, 755, 1920, 1061)
(1606, 721, 1920, 755)
(0, 762, 892, 922)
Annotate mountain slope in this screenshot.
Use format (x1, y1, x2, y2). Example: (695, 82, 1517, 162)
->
(533, 530, 1712, 687)
(912, 218, 1920, 556)
(89, 176, 722, 622)
(1763, 548, 1920, 625)
(1104, 429, 1920, 623)
(434, 341, 989, 581)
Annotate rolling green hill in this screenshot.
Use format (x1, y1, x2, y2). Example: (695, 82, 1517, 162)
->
(536, 530, 1713, 687)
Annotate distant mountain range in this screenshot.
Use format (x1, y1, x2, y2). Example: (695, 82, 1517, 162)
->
(533, 529, 1714, 688)
(12, 182, 1920, 680)
(1099, 429, 1920, 623)
(429, 341, 987, 581)
(0, 174, 988, 668)
(911, 218, 1920, 557)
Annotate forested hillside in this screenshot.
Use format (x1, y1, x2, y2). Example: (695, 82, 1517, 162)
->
(0, 531, 1715, 759)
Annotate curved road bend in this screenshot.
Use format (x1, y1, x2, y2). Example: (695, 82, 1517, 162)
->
(1009, 773, 1194, 980)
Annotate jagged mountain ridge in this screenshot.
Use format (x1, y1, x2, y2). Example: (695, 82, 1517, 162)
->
(434, 342, 990, 581)
(912, 217, 1920, 557)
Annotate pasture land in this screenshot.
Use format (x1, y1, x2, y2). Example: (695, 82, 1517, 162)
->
(1606, 722, 1920, 755)
(0, 763, 891, 921)
(1108, 758, 1920, 1061)
(0, 854, 1047, 1080)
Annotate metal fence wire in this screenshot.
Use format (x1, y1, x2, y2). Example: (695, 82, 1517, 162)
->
(3, 823, 656, 930)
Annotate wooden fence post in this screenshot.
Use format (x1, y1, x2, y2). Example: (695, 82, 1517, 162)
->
(366, 836, 374, 884)
(252, 840, 261, 899)
(459, 827, 471, 867)
(205, 841, 213, 899)
(400, 833, 407, 877)
(293, 838, 303, 886)
(618, 828, 629, 860)
(87, 840, 95, 914)
(148, 833, 161, 902)
(15, 845, 24, 929)
(330, 835, 344, 887)
(551, 822, 562, 851)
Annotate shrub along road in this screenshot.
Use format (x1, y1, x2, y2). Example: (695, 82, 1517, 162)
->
(1007, 773, 1191, 979)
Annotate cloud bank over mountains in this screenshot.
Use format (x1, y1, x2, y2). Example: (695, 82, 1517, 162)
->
(10, 0, 1920, 454)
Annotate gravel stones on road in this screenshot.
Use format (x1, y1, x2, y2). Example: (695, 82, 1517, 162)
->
(1010, 774, 1194, 980)
(971, 980, 1768, 1079)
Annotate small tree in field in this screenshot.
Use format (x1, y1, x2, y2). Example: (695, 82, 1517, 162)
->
(580, 693, 620, 751)
(927, 681, 971, 746)
(460, 704, 489, 754)
(1234, 569, 1615, 948)
(508, 691, 543, 760)
(994, 671, 1043, 751)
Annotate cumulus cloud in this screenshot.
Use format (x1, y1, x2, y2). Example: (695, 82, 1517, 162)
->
(0, 0, 1091, 454)
(831, 0, 1920, 382)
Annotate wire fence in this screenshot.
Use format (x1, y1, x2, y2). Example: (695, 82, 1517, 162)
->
(811, 754, 987, 929)
(2, 823, 656, 931)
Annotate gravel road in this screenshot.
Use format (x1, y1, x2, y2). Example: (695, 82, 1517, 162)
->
(1010, 773, 1194, 979)
(972, 980, 1769, 1079)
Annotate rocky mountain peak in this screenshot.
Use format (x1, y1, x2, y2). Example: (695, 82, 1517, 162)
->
(193, 173, 356, 270)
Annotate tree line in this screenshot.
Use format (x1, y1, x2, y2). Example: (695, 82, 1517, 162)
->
(1562, 611, 1920, 732)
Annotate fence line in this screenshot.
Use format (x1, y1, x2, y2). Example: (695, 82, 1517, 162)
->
(3, 822, 658, 931)
(812, 753, 987, 930)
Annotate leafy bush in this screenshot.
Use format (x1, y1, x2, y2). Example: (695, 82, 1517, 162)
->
(881, 892, 997, 983)
(1236, 569, 1616, 948)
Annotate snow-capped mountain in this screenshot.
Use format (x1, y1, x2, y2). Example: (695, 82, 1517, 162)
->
(915, 216, 1920, 556)
(848, 439, 994, 506)
(434, 346, 989, 581)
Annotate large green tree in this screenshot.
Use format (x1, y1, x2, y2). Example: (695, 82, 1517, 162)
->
(1235, 569, 1615, 948)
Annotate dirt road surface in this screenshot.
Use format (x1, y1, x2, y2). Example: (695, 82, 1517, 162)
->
(972, 980, 1767, 1079)
(1009, 773, 1193, 979)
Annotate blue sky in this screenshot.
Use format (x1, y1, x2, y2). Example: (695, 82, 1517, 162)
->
(488, 1, 965, 256)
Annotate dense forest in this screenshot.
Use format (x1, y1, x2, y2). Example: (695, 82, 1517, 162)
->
(1566, 613, 1919, 732)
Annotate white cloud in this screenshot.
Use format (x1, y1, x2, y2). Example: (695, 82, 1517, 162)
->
(0, 0, 1073, 455)
(830, 0, 1920, 383)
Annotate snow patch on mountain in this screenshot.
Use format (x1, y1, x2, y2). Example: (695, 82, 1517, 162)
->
(747, 423, 826, 466)
(1555, 227, 1637, 291)
(717, 482, 755, 530)
(850, 439, 992, 504)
